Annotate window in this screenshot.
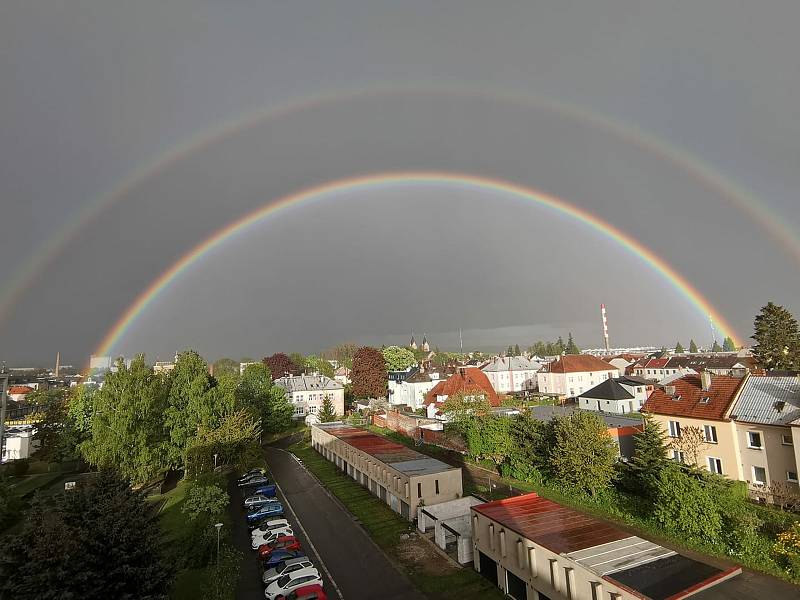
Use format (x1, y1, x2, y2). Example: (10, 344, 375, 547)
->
(707, 457, 723, 474)
(752, 466, 767, 485)
(703, 425, 718, 443)
(788, 471, 798, 483)
(435, 479, 440, 494)
(417, 482, 422, 497)
(671, 450, 685, 463)
(668, 421, 681, 438)
(782, 434, 793, 446)
(747, 431, 763, 449)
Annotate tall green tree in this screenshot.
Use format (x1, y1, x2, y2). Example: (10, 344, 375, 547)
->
(513, 344, 521, 357)
(547, 411, 618, 496)
(303, 355, 334, 378)
(752, 302, 800, 370)
(689, 339, 698, 353)
(627, 414, 669, 499)
(163, 351, 216, 467)
(350, 347, 388, 399)
(565, 333, 580, 355)
(238, 363, 293, 432)
(328, 343, 357, 369)
(464, 416, 514, 468)
(674, 342, 685, 354)
(722, 336, 736, 352)
(0, 471, 172, 599)
(506, 345, 514, 357)
(653, 465, 722, 542)
(711, 340, 723, 352)
(80, 356, 170, 483)
(319, 395, 338, 423)
(381, 345, 417, 372)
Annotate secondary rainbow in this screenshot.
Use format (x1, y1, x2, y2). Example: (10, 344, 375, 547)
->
(5, 84, 798, 331)
(94, 171, 740, 357)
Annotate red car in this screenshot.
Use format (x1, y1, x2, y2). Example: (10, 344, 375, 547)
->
(258, 535, 302, 560)
(281, 584, 327, 600)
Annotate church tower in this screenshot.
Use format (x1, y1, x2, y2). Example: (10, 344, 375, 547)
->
(422, 334, 430, 353)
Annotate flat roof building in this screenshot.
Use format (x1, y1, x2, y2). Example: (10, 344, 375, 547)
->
(311, 422, 462, 521)
(471, 493, 740, 600)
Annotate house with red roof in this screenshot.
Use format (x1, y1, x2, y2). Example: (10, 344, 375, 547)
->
(642, 372, 747, 479)
(8, 385, 35, 403)
(535, 355, 619, 399)
(424, 367, 500, 418)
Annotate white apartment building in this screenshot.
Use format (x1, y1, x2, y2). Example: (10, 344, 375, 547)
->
(536, 355, 619, 399)
(481, 357, 542, 394)
(388, 367, 452, 411)
(273, 375, 345, 418)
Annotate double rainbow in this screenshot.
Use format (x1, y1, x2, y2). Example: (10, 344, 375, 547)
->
(94, 171, 740, 357)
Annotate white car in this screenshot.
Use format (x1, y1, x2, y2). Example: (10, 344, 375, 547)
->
(252, 526, 294, 550)
(264, 567, 322, 600)
(251, 519, 290, 539)
(262, 557, 315, 585)
(244, 494, 278, 510)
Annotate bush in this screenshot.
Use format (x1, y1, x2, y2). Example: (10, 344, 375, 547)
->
(653, 465, 722, 542)
(181, 484, 229, 521)
(9, 459, 29, 478)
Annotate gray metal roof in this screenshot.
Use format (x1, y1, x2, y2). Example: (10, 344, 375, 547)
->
(730, 376, 800, 426)
(579, 379, 635, 401)
(481, 356, 542, 372)
(529, 404, 643, 429)
(274, 375, 343, 393)
(567, 536, 675, 576)
(380, 457, 457, 476)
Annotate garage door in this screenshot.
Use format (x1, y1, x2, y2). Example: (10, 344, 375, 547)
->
(506, 570, 527, 600)
(478, 551, 498, 587)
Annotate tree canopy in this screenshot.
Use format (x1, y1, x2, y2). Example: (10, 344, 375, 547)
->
(565, 333, 580, 355)
(319, 395, 338, 422)
(212, 357, 239, 377)
(752, 302, 800, 370)
(351, 347, 387, 399)
(689, 339, 698, 353)
(262, 353, 301, 379)
(381, 345, 417, 372)
(674, 342, 685, 354)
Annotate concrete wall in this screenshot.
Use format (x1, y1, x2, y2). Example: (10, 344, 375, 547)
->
(471, 511, 635, 600)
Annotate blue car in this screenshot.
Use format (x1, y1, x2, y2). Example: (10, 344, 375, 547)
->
(246, 502, 284, 524)
(253, 484, 277, 497)
(263, 550, 306, 570)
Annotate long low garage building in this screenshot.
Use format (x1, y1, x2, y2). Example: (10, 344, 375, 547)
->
(471, 493, 741, 600)
(311, 422, 462, 520)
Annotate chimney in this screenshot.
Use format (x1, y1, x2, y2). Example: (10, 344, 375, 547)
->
(665, 385, 676, 397)
(700, 370, 712, 391)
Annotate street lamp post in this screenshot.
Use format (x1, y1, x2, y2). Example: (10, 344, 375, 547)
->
(215, 522, 223, 568)
(213, 453, 218, 469)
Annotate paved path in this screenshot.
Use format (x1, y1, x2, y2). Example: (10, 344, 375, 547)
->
(262, 439, 425, 600)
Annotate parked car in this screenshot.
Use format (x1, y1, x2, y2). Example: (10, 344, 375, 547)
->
(283, 584, 327, 600)
(237, 470, 267, 484)
(244, 494, 278, 510)
(252, 526, 294, 550)
(253, 483, 278, 497)
(258, 535, 302, 560)
(239, 475, 270, 488)
(262, 557, 315, 585)
(251, 519, 290, 539)
(262, 550, 306, 570)
(246, 502, 284, 524)
(264, 567, 322, 600)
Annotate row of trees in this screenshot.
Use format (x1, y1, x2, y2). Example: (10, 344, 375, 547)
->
(42, 351, 293, 484)
(526, 333, 580, 357)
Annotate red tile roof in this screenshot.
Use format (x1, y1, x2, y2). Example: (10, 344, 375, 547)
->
(543, 355, 619, 374)
(8, 385, 34, 394)
(423, 368, 500, 407)
(642, 374, 746, 421)
(472, 493, 630, 554)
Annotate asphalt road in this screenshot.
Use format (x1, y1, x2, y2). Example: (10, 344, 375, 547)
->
(261, 439, 425, 600)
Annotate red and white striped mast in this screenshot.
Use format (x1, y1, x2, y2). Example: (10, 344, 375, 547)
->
(601, 304, 610, 352)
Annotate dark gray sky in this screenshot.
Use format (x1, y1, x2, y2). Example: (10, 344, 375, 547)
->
(2, 1, 799, 365)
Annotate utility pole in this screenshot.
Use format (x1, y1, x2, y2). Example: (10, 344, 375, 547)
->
(0, 372, 8, 462)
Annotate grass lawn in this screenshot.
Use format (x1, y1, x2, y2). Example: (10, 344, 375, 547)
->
(290, 440, 503, 600)
(9, 472, 64, 497)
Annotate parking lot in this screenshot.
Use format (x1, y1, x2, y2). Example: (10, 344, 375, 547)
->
(229, 438, 424, 600)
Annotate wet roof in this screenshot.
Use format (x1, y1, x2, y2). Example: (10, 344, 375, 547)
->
(473, 493, 739, 598)
(315, 423, 457, 475)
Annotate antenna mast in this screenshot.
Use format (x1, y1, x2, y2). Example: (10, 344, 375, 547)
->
(601, 304, 610, 352)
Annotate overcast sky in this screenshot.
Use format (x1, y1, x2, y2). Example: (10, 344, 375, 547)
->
(2, 1, 799, 365)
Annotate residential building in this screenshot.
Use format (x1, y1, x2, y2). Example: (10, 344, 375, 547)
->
(536, 355, 619, 399)
(471, 492, 740, 600)
(311, 422, 462, 520)
(7, 385, 35, 403)
(577, 377, 652, 415)
(424, 368, 501, 418)
(274, 375, 345, 419)
(239, 361, 260, 375)
(729, 375, 800, 491)
(388, 367, 452, 411)
(632, 355, 756, 381)
(333, 365, 351, 385)
(642, 372, 747, 477)
(481, 356, 542, 393)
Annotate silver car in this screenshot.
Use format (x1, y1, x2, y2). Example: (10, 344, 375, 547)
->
(244, 494, 277, 510)
(261, 557, 315, 585)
